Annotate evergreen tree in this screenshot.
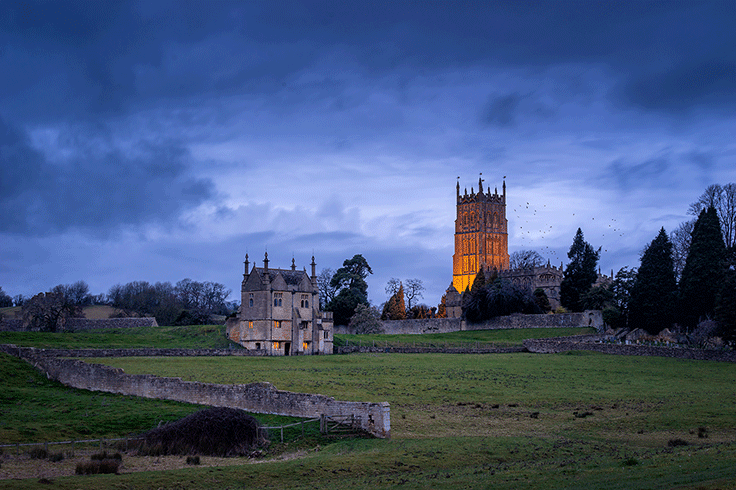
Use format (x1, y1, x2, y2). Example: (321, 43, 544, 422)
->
(679, 207, 726, 328)
(381, 283, 406, 320)
(327, 254, 373, 326)
(628, 228, 678, 334)
(560, 228, 600, 312)
(436, 294, 447, 318)
(533, 288, 551, 313)
(715, 246, 736, 343)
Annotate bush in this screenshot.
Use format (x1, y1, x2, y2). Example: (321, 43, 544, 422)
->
(186, 455, 201, 465)
(75, 459, 120, 475)
(137, 407, 267, 457)
(28, 447, 48, 459)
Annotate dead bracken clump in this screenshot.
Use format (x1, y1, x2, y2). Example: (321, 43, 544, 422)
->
(136, 407, 267, 457)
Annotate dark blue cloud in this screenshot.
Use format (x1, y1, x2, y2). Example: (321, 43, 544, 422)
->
(0, 117, 214, 235)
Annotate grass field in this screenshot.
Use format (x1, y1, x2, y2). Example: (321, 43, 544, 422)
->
(0, 324, 236, 349)
(1, 328, 735, 489)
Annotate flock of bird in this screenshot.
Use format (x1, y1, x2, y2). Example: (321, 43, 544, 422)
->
(510, 200, 624, 260)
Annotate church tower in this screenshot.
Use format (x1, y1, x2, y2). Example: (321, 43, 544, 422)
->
(452, 175, 509, 292)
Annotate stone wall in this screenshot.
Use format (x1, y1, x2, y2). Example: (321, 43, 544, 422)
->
(0, 345, 389, 438)
(523, 338, 736, 363)
(0, 317, 158, 332)
(334, 310, 603, 336)
(335, 345, 525, 354)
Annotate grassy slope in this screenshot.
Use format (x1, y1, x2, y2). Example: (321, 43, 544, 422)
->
(0, 324, 237, 349)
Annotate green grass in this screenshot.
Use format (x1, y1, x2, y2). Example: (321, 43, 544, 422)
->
(334, 327, 596, 347)
(0, 324, 237, 349)
(2, 327, 736, 489)
(0, 353, 326, 454)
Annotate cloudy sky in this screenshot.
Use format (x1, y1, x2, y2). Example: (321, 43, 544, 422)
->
(1, 1, 735, 307)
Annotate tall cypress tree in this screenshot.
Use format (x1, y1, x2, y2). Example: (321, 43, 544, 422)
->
(560, 228, 600, 312)
(629, 228, 677, 334)
(678, 207, 726, 328)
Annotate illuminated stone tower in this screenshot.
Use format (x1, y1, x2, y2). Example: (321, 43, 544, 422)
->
(452, 176, 509, 292)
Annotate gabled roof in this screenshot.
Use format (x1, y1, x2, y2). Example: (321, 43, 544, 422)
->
(245, 266, 314, 292)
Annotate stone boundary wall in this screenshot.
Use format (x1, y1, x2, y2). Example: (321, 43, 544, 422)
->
(335, 345, 526, 355)
(4, 347, 259, 358)
(334, 310, 603, 336)
(0, 317, 159, 332)
(0, 345, 390, 438)
(523, 338, 736, 363)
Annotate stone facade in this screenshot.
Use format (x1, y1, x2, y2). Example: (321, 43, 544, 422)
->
(225, 253, 333, 356)
(452, 176, 509, 293)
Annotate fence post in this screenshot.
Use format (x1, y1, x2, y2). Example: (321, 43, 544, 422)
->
(280, 427, 284, 443)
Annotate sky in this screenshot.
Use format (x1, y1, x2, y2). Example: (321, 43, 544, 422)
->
(1, 0, 735, 308)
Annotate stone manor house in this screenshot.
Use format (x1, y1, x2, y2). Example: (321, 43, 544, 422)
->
(225, 253, 334, 355)
(445, 176, 609, 316)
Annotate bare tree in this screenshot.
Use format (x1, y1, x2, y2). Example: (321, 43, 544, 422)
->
(670, 220, 694, 280)
(384, 278, 401, 296)
(509, 250, 545, 269)
(22, 292, 70, 332)
(316, 268, 337, 309)
(404, 279, 425, 310)
(688, 183, 736, 248)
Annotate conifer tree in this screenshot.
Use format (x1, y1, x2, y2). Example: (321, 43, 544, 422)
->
(560, 228, 600, 312)
(715, 246, 736, 343)
(628, 228, 677, 334)
(678, 207, 726, 328)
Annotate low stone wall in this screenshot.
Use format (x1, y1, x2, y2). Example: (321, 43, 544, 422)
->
(334, 310, 603, 336)
(0, 317, 159, 332)
(335, 345, 525, 354)
(5, 347, 258, 357)
(523, 338, 736, 363)
(0, 345, 389, 438)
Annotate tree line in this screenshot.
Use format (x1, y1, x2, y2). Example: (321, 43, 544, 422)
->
(0, 278, 233, 331)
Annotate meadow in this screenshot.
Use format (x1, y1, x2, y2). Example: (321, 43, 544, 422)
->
(1, 327, 735, 489)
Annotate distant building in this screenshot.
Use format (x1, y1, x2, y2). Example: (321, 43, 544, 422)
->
(445, 176, 610, 317)
(452, 176, 510, 293)
(225, 253, 333, 355)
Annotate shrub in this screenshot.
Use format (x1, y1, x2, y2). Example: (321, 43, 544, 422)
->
(186, 455, 201, 465)
(91, 451, 122, 461)
(75, 459, 121, 475)
(137, 407, 267, 457)
(28, 447, 48, 460)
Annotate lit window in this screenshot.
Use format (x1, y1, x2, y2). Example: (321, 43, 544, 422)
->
(274, 320, 281, 328)
(248, 321, 253, 328)
(303, 342, 308, 350)
(274, 342, 280, 349)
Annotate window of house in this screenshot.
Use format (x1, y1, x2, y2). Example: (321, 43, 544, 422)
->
(273, 342, 280, 349)
(274, 292, 283, 307)
(303, 341, 308, 351)
(249, 293, 254, 307)
(248, 321, 253, 328)
(324, 331, 329, 339)
(300, 294, 309, 308)
(274, 320, 281, 328)
(255, 342, 261, 349)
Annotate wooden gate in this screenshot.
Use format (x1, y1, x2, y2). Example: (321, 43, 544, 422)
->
(320, 414, 362, 435)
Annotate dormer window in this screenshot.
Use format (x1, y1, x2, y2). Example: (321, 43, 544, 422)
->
(300, 294, 309, 308)
(249, 293, 254, 307)
(274, 292, 283, 307)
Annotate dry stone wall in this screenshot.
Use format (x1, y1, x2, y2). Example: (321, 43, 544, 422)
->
(0, 345, 390, 438)
(334, 310, 604, 335)
(523, 338, 736, 362)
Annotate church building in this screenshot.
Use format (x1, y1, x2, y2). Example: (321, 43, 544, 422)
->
(225, 253, 334, 355)
(452, 176, 510, 293)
